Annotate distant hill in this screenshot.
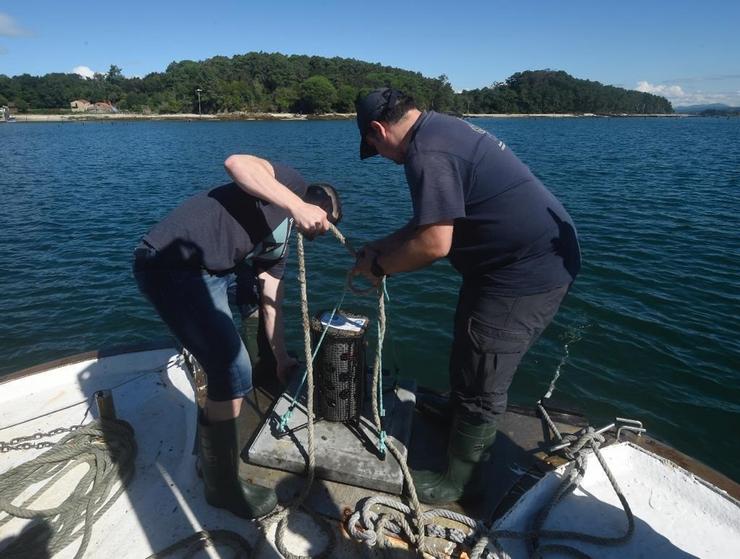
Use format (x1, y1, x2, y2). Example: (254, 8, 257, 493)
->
(675, 103, 732, 113)
(675, 103, 740, 115)
(459, 70, 673, 114)
(0, 54, 672, 115)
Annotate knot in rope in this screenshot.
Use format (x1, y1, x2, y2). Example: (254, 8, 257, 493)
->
(278, 409, 294, 434)
(561, 426, 606, 461)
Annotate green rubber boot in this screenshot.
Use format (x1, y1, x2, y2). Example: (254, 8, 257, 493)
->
(198, 415, 277, 518)
(412, 416, 498, 504)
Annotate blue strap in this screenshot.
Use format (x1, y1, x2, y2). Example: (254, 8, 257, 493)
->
(278, 286, 348, 433)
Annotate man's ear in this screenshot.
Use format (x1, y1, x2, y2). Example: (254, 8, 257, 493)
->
(369, 120, 387, 141)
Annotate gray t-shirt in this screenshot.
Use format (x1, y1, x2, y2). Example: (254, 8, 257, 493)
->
(404, 112, 580, 295)
(143, 163, 306, 277)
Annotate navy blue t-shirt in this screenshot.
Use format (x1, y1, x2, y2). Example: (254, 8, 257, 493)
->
(405, 112, 580, 295)
(143, 163, 306, 277)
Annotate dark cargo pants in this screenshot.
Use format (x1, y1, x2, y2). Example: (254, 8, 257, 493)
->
(450, 283, 570, 423)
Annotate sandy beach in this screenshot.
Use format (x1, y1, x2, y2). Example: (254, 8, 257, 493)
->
(10, 112, 352, 123)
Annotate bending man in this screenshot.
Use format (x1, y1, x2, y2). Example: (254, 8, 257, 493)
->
(133, 154, 342, 518)
(351, 89, 580, 505)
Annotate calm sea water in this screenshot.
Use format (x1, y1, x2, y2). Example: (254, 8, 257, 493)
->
(1, 117, 738, 481)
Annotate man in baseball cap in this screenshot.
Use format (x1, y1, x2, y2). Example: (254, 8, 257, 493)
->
(352, 87, 581, 506)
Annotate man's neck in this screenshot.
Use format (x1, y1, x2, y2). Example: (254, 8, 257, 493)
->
(394, 109, 422, 161)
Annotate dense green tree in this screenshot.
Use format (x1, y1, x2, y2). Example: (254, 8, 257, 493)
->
(298, 75, 337, 114)
(458, 70, 672, 114)
(0, 55, 671, 115)
(273, 86, 299, 112)
(430, 74, 455, 112)
(335, 85, 357, 112)
(106, 65, 124, 82)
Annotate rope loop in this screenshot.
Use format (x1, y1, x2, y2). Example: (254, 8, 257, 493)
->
(0, 419, 137, 559)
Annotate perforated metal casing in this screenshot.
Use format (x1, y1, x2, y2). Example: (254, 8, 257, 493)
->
(310, 311, 369, 422)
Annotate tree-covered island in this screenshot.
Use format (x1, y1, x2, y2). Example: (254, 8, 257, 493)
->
(0, 52, 673, 115)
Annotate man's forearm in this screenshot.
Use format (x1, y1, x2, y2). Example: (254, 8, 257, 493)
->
(224, 154, 303, 213)
(377, 222, 454, 275)
(378, 235, 442, 274)
(368, 219, 417, 254)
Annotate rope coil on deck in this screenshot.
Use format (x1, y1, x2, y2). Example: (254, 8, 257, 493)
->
(348, 325, 636, 558)
(0, 419, 137, 559)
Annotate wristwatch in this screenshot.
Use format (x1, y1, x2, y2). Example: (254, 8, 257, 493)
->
(371, 255, 387, 278)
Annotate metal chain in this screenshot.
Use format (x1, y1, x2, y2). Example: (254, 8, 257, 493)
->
(0, 425, 80, 452)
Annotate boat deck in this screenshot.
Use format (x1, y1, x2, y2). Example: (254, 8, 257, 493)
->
(1, 345, 738, 558)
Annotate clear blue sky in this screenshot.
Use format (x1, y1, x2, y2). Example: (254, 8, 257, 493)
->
(1, 0, 739, 106)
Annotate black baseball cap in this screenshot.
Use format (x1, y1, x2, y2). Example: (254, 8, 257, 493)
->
(304, 182, 342, 225)
(355, 87, 403, 159)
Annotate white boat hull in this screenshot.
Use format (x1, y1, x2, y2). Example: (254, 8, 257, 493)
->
(495, 442, 740, 558)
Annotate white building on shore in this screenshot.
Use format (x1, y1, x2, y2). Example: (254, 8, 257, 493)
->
(70, 99, 92, 112)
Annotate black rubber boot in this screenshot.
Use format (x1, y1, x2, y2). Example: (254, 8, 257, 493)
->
(411, 416, 498, 505)
(198, 414, 277, 518)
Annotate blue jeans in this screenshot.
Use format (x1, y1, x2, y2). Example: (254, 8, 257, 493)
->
(133, 245, 257, 401)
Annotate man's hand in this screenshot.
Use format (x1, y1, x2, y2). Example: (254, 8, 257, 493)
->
(351, 246, 383, 287)
(291, 202, 330, 239)
(276, 354, 300, 386)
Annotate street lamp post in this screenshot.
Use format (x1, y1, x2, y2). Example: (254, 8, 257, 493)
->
(196, 88, 202, 117)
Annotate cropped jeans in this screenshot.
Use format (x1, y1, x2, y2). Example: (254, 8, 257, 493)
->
(133, 244, 259, 401)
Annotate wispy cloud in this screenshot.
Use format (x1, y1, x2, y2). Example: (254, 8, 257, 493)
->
(636, 80, 740, 106)
(73, 65, 96, 79)
(0, 13, 29, 37)
(636, 81, 686, 98)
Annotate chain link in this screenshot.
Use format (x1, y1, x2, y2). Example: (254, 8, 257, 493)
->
(0, 425, 80, 453)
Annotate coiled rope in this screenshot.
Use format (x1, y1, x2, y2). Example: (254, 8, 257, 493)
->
(0, 419, 137, 559)
(348, 318, 635, 558)
(348, 425, 634, 559)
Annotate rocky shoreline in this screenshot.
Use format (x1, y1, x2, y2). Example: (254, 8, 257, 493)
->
(9, 111, 687, 123)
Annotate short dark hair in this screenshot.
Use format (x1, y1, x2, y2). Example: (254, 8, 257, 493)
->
(379, 91, 417, 124)
(304, 183, 342, 225)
